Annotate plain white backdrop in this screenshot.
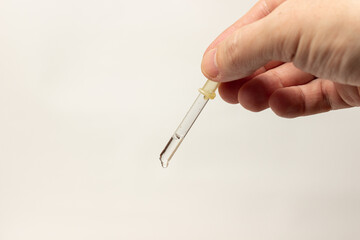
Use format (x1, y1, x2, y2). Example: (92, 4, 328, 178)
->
(1, 0, 360, 239)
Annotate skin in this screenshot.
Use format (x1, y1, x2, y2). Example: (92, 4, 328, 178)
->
(201, 0, 360, 118)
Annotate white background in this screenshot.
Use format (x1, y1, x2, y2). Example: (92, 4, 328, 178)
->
(1, 0, 360, 239)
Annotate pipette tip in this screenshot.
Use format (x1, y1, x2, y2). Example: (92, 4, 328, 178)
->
(159, 136, 178, 169)
(160, 159, 169, 168)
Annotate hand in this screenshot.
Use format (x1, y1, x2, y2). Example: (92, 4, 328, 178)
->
(201, 0, 360, 118)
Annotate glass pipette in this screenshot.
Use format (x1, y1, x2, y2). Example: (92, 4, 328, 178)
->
(159, 80, 219, 168)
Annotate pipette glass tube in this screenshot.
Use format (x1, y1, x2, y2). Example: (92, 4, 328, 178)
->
(159, 80, 219, 168)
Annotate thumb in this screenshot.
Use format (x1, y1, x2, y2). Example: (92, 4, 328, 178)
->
(201, 15, 300, 82)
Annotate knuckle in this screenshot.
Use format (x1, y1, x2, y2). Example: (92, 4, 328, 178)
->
(341, 46, 360, 85)
(262, 0, 271, 15)
(219, 31, 242, 73)
(266, 3, 302, 61)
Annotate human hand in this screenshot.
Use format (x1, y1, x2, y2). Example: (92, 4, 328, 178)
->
(201, 0, 360, 118)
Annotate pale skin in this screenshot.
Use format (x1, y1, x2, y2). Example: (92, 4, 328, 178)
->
(201, 0, 360, 118)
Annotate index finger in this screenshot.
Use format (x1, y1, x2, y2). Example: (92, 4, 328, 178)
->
(205, 0, 286, 54)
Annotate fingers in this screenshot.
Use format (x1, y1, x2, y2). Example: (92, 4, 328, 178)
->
(204, 0, 286, 54)
(238, 63, 314, 111)
(219, 61, 283, 104)
(269, 79, 355, 118)
(222, 66, 359, 118)
(218, 77, 252, 104)
(202, 3, 301, 82)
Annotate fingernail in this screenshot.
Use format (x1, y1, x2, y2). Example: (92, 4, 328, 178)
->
(202, 48, 219, 78)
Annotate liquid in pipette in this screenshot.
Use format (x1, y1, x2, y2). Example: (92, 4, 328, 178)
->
(160, 133, 183, 168)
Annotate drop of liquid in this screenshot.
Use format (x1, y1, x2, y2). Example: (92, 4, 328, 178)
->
(160, 159, 169, 168)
